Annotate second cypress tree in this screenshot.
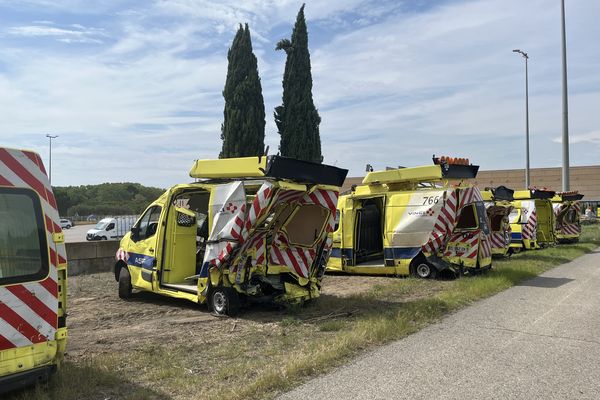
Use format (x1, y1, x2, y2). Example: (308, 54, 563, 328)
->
(275, 4, 323, 163)
(219, 24, 266, 158)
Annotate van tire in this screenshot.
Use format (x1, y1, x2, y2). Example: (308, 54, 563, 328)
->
(413, 261, 436, 279)
(210, 287, 239, 317)
(118, 267, 132, 299)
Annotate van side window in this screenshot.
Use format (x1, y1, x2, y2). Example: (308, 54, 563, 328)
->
(106, 223, 115, 231)
(0, 187, 49, 285)
(136, 206, 162, 240)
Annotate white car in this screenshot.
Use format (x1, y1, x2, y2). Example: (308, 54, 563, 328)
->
(59, 218, 73, 229)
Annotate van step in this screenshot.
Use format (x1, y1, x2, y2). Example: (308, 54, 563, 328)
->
(162, 283, 198, 294)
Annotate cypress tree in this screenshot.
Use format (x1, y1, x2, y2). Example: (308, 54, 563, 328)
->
(219, 24, 266, 158)
(275, 4, 323, 163)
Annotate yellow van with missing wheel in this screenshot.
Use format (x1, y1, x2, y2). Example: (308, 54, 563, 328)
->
(509, 189, 556, 250)
(327, 156, 492, 278)
(0, 147, 67, 394)
(482, 186, 514, 257)
(115, 156, 347, 316)
(552, 191, 584, 243)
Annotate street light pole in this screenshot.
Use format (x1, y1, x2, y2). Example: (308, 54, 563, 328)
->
(513, 49, 530, 189)
(45, 134, 58, 185)
(561, 0, 570, 191)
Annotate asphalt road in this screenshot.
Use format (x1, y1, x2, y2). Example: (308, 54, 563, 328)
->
(62, 225, 95, 243)
(280, 249, 600, 400)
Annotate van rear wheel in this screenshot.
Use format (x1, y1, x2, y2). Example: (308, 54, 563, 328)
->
(210, 287, 239, 317)
(118, 267, 132, 299)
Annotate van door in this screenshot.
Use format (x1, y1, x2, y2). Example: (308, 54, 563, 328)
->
(354, 198, 384, 266)
(127, 205, 163, 291)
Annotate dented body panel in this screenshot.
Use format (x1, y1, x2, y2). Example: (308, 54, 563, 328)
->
(116, 156, 347, 311)
(328, 158, 491, 277)
(552, 192, 584, 243)
(482, 187, 514, 257)
(510, 189, 557, 250)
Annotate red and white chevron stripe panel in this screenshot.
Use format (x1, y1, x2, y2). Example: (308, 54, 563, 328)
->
(217, 184, 338, 279)
(489, 232, 507, 249)
(422, 189, 457, 254)
(443, 232, 480, 260)
(422, 186, 485, 257)
(560, 224, 581, 236)
(522, 211, 537, 240)
(0, 148, 64, 351)
(480, 234, 492, 259)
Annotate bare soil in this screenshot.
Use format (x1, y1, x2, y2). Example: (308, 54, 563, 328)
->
(65, 272, 394, 360)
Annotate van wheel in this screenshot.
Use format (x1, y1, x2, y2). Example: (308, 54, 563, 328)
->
(414, 262, 436, 279)
(118, 267, 132, 299)
(210, 287, 239, 317)
(102, 236, 108, 241)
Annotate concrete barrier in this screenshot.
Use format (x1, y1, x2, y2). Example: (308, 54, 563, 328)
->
(65, 240, 119, 276)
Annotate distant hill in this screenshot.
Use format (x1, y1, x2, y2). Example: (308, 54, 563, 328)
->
(53, 182, 165, 217)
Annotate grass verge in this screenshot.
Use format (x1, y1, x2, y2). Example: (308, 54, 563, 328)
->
(9, 225, 600, 400)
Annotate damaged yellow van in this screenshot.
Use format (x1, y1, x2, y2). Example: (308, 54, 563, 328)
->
(0, 147, 67, 394)
(509, 189, 556, 250)
(552, 191, 584, 243)
(482, 186, 514, 257)
(327, 156, 492, 278)
(115, 156, 347, 315)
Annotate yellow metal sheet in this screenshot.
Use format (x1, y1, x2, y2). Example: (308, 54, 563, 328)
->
(362, 165, 443, 185)
(189, 157, 267, 179)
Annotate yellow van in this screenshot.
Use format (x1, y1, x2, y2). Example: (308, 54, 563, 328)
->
(481, 186, 514, 257)
(0, 147, 67, 393)
(552, 191, 584, 243)
(327, 157, 492, 278)
(509, 189, 556, 250)
(115, 156, 347, 315)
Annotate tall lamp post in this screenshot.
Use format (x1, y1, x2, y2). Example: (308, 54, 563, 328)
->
(513, 49, 530, 189)
(46, 134, 58, 185)
(561, 0, 570, 191)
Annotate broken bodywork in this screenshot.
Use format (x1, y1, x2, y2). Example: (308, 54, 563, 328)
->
(482, 186, 514, 257)
(510, 189, 556, 250)
(327, 156, 492, 278)
(552, 191, 584, 243)
(115, 156, 347, 315)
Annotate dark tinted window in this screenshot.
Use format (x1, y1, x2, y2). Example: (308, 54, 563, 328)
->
(0, 187, 49, 285)
(135, 206, 162, 240)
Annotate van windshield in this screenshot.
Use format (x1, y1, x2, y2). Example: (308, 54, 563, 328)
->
(95, 221, 109, 230)
(0, 187, 49, 284)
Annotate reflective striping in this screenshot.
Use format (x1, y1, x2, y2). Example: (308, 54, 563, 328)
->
(0, 300, 49, 344)
(0, 288, 56, 340)
(0, 149, 57, 210)
(6, 284, 58, 328)
(5, 148, 53, 196)
(522, 211, 537, 240)
(0, 320, 31, 350)
(0, 332, 17, 350)
(0, 147, 62, 351)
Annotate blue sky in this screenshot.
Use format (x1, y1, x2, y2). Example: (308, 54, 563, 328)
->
(0, 0, 599, 187)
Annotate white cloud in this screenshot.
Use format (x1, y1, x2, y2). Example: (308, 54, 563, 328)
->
(6, 24, 107, 43)
(0, 0, 599, 188)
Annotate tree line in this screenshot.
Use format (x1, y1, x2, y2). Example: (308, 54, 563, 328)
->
(220, 4, 322, 163)
(53, 183, 164, 217)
